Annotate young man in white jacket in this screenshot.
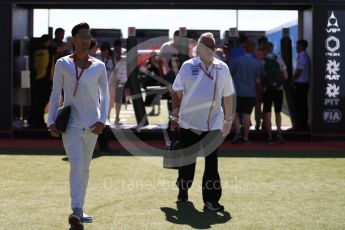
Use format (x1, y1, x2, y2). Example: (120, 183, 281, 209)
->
(47, 22, 109, 228)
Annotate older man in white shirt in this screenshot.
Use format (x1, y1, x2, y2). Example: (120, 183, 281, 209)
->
(48, 22, 109, 228)
(171, 32, 235, 212)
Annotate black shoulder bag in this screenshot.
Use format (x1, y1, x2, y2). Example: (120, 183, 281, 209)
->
(55, 106, 71, 132)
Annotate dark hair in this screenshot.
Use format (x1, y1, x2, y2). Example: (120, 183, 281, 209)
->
(258, 36, 268, 46)
(71, 23, 90, 37)
(55, 28, 65, 34)
(40, 34, 52, 44)
(264, 41, 273, 48)
(113, 39, 122, 47)
(173, 30, 179, 37)
(297, 39, 308, 49)
(100, 42, 111, 51)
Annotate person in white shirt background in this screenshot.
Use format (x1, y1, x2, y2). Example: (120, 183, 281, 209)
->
(47, 22, 110, 228)
(171, 32, 235, 212)
(293, 39, 311, 131)
(97, 41, 116, 117)
(109, 39, 127, 125)
(158, 30, 179, 78)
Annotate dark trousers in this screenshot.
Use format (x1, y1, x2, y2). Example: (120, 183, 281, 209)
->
(30, 78, 52, 127)
(98, 126, 110, 150)
(176, 128, 224, 203)
(293, 83, 309, 129)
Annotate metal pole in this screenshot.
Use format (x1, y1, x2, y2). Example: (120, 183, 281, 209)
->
(281, 28, 297, 128)
(48, 9, 50, 31)
(236, 9, 239, 29)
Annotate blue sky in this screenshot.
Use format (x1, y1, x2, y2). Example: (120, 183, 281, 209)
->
(34, 9, 297, 38)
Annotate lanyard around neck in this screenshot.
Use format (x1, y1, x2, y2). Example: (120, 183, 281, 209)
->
(207, 69, 219, 131)
(199, 63, 214, 80)
(73, 63, 85, 97)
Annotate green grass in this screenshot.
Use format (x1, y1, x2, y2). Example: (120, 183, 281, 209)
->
(0, 155, 344, 229)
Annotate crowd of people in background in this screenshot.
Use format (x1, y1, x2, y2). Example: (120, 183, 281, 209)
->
(28, 26, 311, 146)
(153, 31, 311, 145)
(206, 34, 310, 144)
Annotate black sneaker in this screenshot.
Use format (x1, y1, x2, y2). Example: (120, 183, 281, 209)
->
(69, 208, 83, 228)
(68, 214, 83, 228)
(203, 202, 224, 212)
(232, 134, 243, 144)
(242, 139, 251, 144)
(177, 189, 188, 202)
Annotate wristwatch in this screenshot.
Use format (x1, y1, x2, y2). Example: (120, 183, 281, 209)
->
(169, 115, 179, 121)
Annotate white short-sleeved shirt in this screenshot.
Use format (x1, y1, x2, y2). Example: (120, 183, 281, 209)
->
(172, 57, 235, 131)
(158, 41, 178, 75)
(110, 57, 127, 85)
(47, 56, 110, 129)
(94, 53, 116, 81)
(294, 51, 311, 83)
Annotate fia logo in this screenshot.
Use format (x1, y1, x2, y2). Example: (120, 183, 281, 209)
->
(323, 109, 342, 123)
(326, 11, 341, 33)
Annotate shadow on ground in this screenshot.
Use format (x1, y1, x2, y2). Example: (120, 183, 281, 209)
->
(160, 201, 232, 229)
